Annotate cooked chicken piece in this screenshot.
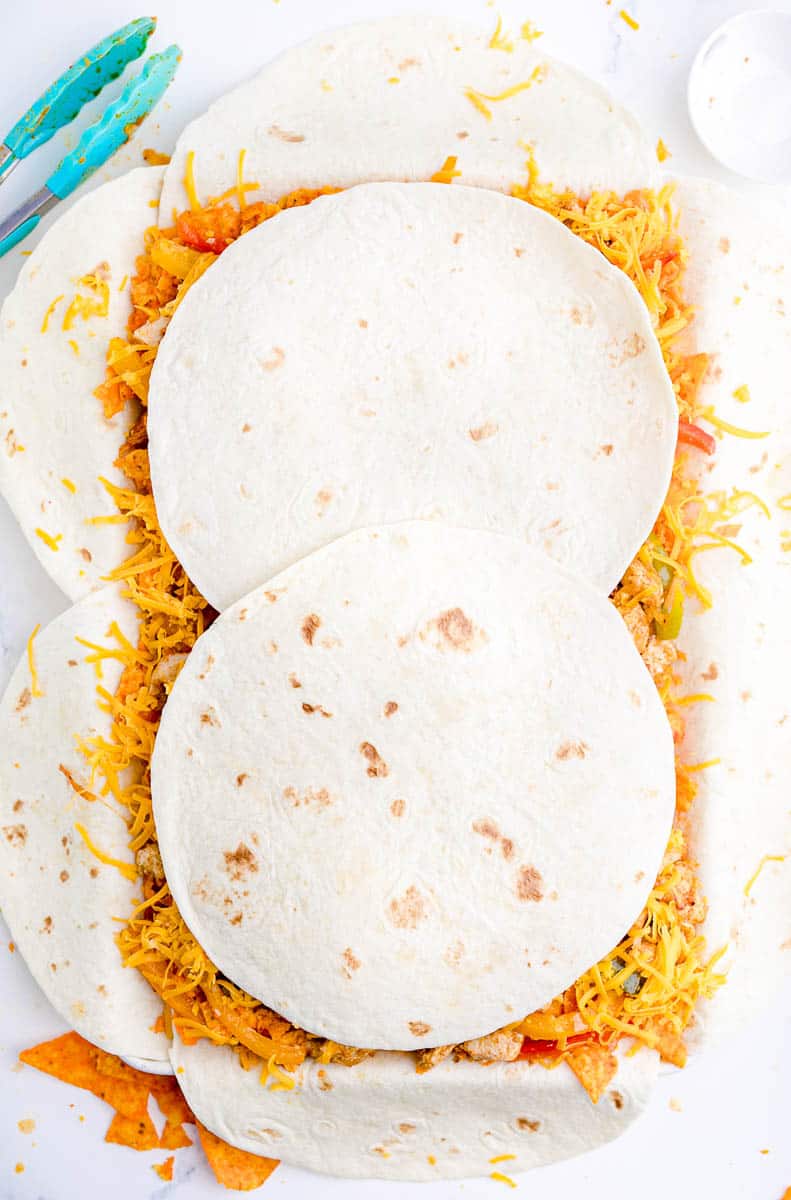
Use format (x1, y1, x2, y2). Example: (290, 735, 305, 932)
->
(136, 841, 164, 883)
(313, 1043, 375, 1068)
(460, 1029, 523, 1063)
(620, 559, 663, 607)
(642, 636, 677, 685)
(670, 862, 707, 924)
(151, 652, 188, 687)
(620, 603, 651, 655)
(415, 1044, 454, 1074)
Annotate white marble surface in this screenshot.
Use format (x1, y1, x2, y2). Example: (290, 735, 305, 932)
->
(0, 0, 789, 1196)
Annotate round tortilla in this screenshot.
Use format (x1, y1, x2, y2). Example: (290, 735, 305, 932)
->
(158, 15, 655, 219)
(670, 178, 791, 1047)
(171, 1035, 658, 1181)
(148, 182, 677, 610)
(0, 584, 168, 1065)
(0, 167, 163, 601)
(152, 522, 675, 1051)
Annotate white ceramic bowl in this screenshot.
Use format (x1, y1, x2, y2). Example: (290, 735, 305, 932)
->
(688, 9, 791, 182)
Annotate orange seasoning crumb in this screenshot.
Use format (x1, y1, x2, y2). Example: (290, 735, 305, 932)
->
(152, 1156, 175, 1181)
(143, 148, 171, 166)
(14, 1163, 24, 1175)
(656, 138, 671, 162)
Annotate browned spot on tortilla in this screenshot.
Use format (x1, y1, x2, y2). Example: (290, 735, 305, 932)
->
(718, 237, 730, 254)
(341, 947, 361, 978)
(200, 708, 220, 727)
(608, 332, 646, 366)
(384, 701, 398, 718)
(628, 689, 642, 709)
(267, 641, 278, 655)
(444, 939, 464, 967)
(516, 1117, 541, 1132)
(283, 785, 333, 809)
(388, 885, 427, 929)
(390, 798, 406, 818)
(229, 912, 243, 926)
(67, 659, 78, 667)
(50, 963, 57, 972)
(289, 674, 302, 688)
(197, 654, 214, 680)
(452, 231, 463, 244)
(570, 306, 583, 324)
(242, 423, 252, 432)
(473, 818, 499, 840)
(457, 130, 469, 139)
(408, 1021, 431, 1036)
(514, 247, 525, 258)
(598, 443, 614, 457)
(261, 346, 285, 371)
(15, 689, 31, 712)
(701, 662, 719, 681)
(500, 838, 514, 861)
(469, 421, 499, 442)
(781, 937, 791, 951)
(611, 1090, 624, 1110)
(360, 741, 388, 778)
(236, 773, 248, 787)
(358, 318, 368, 328)
(79, 548, 92, 562)
(3, 825, 26, 847)
(516, 865, 544, 902)
(749, 452, 769, 475)
(12, 800, 23, 813)
(556, 740, 589, 760)
(223, 843, 258, 881)
(301, 613, 321, 644)
(89, 867, 98, 878)
(238, 608, 248, 621)
(398, 56, 420, 70)
(302, 701, 333, 718)
(264, 589, 283, 603)
(426, 607, 486, 653)
(635, 870, 645, 883)
(268, 124, 305, 143)
(59, 870, 69, 883)
(41, 916, 52, 934)
(315, 488, 333, 514)
(398, 1122, 416, 1134)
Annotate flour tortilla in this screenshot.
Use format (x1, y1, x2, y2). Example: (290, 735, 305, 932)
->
(0, 167, 163, 601)
(158, 15, 655, 220)
(171, 1036, 658, 1181)
(148, 182, 677, 610)
(152, 522, 675, 1050)
(0, 584, 168, 1065)
(670, 178, 791, 1047)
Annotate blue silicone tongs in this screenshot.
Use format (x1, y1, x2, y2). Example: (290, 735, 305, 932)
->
(0, 18, 180, 258)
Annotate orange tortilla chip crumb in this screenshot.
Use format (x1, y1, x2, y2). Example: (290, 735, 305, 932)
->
(565, 1040, 618, 1103)
(153, 1156, 175, 1181)
(105, 1110, 160, 1151)
(160, 1121, 194, 1150)
(20, 1033, 149, 1120)
(196, 1120, 279, 1191)
(143, 148, 171, 166)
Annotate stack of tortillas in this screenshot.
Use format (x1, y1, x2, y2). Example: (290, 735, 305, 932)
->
(0, 14, 788, 1186)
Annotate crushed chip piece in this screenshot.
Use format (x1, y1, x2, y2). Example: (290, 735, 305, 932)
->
(196, 1120, 279, 1191)
(105, 1110, 160, 1151)
(153, 1156, 175, 1181)
(20, 1034, 149, 1120)
(565, 1040, 618, 1103)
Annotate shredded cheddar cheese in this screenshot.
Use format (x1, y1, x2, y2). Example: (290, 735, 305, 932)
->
(61, 478, 77, 493)
(733, 384, 751, 404)
(465, 68, 545, 119)
(744, 854, 787, 896)
(700, 407, 769, 440)
(489, 15, 515, 52)
(41, 294, 64, 333)
(520, 21, 543, 43)
(491, 1172, 518, 1188)
(74, 822, 137, 882)
(656, 139, 671, 162)
(183, 150, 200, 211)
(430, 155, 461, 184)
(619, 9, 639, 30)
(26, 624, 43, 698)
(62, 273, 110, 331)
(35, 528, 62, 551)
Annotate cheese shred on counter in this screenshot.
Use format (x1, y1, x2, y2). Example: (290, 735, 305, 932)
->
(87, 161, 725, 1101)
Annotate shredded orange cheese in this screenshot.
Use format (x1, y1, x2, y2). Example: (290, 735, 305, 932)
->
(619, 9, 639, 29)
(491, 1172, 518, 1188)
(61, 478, 77, 493)
(74, 822, 137, 882)
(489, 15, 515, 52)
(430, 155, 461, 184)
(656, 138, 671, 162)
(465, 68, 545, 119)
(733, 384, 751, 404)
(520, 21, 543, 43)
(41, 294, 64, 333)
(35, 528, 62, 551)
(744, 854, 787, 897)
(26, 624, 43, 698)
(183, 150, 200, 211)
(700, 407, 769, 440)
(62, 274, 110, 331)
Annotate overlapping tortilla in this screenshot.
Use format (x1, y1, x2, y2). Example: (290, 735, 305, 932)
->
(0, 167, 164, 601)
(171, 1036, 658, 1181)
(148, 182, 677, 610)
(158, 15, 655, 219)
(152, 522, 675, 1050)
(670, 179, 791, 1046)
(0, 584, 168, 1065)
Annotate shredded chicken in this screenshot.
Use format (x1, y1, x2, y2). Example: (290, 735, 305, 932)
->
(642, 636, 677, 685)
(620, 603, 651, 655)
(620, 559, 664, 610)
(460, 1030, 523, 1063)
(415, 1044, 454, 1073)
